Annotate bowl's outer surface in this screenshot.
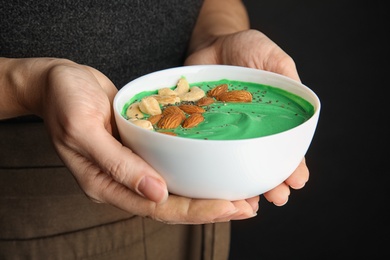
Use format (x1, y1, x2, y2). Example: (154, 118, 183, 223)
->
(114, 65, 321, 200)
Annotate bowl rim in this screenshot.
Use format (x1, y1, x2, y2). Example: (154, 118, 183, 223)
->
(114, 64, 321, 143)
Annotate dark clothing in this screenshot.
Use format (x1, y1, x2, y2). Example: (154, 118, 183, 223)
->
(0, 1, 230, 259)
(1, 0, 202, 88)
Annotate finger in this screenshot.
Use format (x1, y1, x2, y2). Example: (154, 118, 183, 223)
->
(153, 196, 257, 224)
(102, 188, 258, 224)
(62, 150, 165, 218)
(83, 174, 243, 224)
(245, 196, 260, 213)
(71, 126, 169, 204)
(285, 158, 309, 189)
(229, 198, 259, 220)
(263, 182, 290, 206)
(269, 53, 301, 82)
(81, 165, 160, 216)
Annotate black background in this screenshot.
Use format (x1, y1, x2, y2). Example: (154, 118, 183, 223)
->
(229, 1, 388, 259)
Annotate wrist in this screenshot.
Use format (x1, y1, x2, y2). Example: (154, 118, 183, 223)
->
(187, 0, 249, 55)
(0, 57, 73, 119)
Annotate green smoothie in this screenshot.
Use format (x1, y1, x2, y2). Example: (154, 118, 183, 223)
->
(121, 79, 315, 140)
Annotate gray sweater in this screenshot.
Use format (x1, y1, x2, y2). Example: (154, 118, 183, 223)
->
(1, 0, 203, 88)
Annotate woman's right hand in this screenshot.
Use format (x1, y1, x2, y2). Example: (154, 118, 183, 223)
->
(0, 57, 258, 224)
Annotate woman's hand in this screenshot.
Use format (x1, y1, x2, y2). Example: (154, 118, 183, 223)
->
(185, 29, 309, 206)
(0, 57, 258, 224)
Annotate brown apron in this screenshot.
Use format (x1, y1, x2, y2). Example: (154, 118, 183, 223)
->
(0, 120, 230, 259)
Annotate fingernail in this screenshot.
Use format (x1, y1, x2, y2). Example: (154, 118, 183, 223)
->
(273, 197, 289, 206)
(220, 208, 239, 219)
(290, 182, 305, 189)
(137, 176, 168, 203)
(212, 208, 239, 222)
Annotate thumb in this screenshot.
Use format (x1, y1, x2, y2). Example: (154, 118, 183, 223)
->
(82, 128, 169, 204)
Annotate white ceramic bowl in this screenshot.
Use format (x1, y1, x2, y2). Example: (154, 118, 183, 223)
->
(114, 65, 320, 200)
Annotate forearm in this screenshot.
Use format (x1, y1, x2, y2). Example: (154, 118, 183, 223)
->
(0, 57, 69, 120)
(188, 0, 250, 54)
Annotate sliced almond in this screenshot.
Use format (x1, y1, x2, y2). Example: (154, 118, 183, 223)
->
(158, 88, 177, 96)
(139, 96, 162, 115)
(126, 102, 144, 119)
(207, 84, 228, 98)
(152, 94, 180, 105)
(174, 77, 190, 95)
(179, 86, 205, 102)
(217, 90, 252, 103)
(129, 119, 154, 130)
(178, 104, 206, 114)
(182, 113, 204, 128)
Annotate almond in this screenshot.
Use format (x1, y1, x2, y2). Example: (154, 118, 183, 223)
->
(207, 84, 228, 98)
(196, 96, 215, 106)
(162, 106, 186, 120)
(147, 114, 163, 125)
(178, 104, 205, 114)
(217, 90, 252, 102)
(182, 113, 204, 128)
(158, 131, 177, 136)
(157, 113, 183, 129)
